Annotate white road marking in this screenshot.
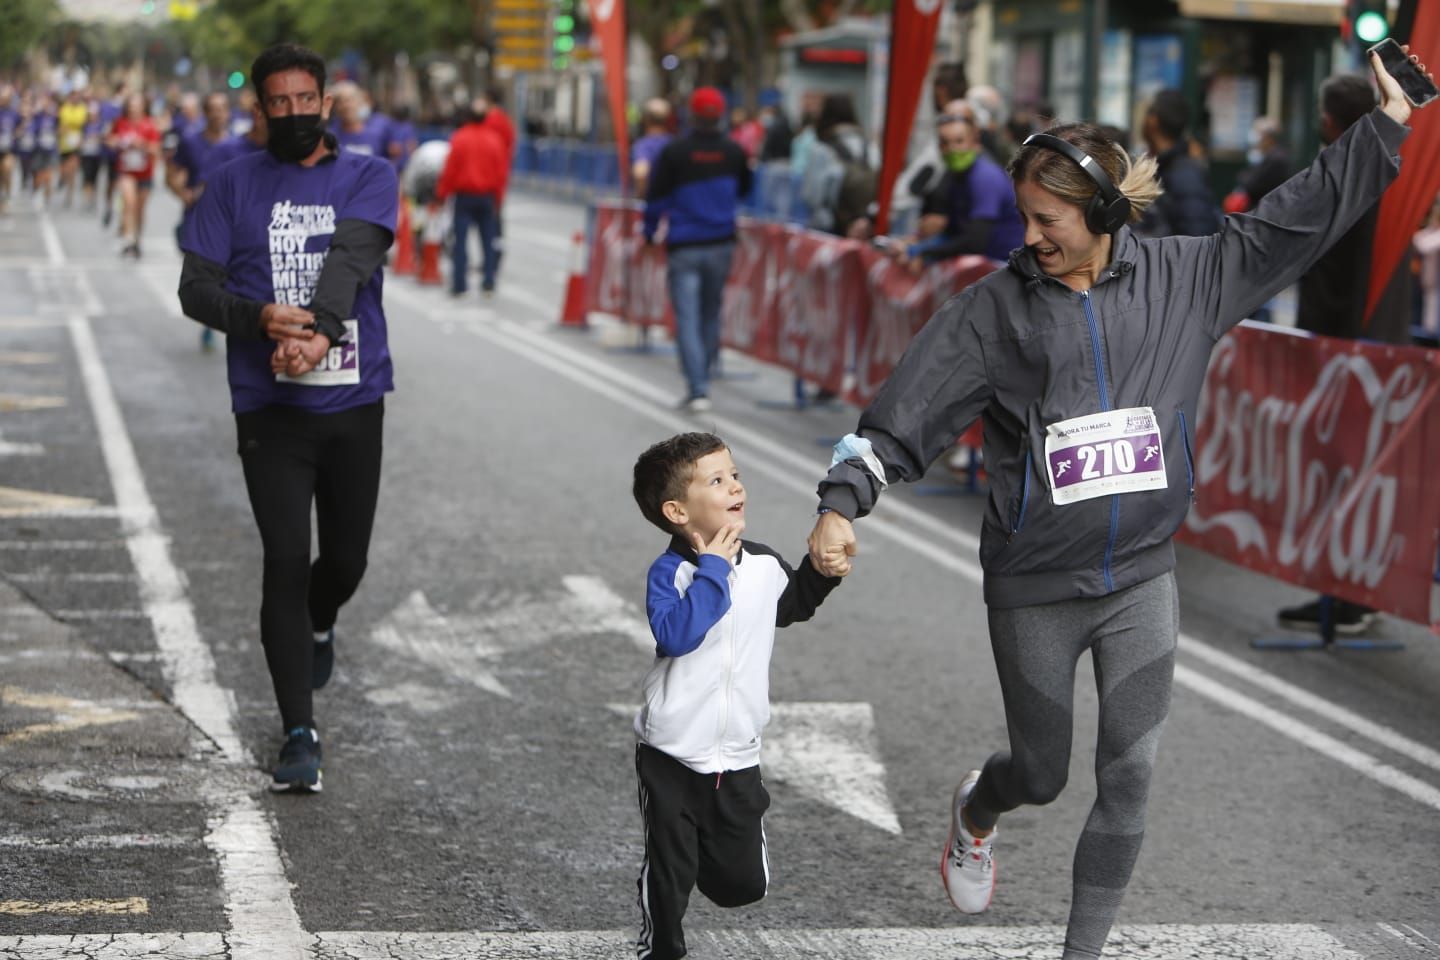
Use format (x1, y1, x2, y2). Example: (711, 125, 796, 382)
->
(0, 486, 96, 516)
(37, 213, 64, 266)
(0, 924, 1373, 958)
(606, 702, 903, 834)
(48, 208, 310, 959)
(0, 539, 127, 550)
(0, 833, 200, 850)
(370, 578, 655, 698)
(0, 899, 147, 917)
(387, 282, 1440, 814)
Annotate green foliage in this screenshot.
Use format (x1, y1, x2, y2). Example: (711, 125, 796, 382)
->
(0, 0, 60, 69)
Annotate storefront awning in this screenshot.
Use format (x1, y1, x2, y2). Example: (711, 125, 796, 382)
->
(1177, 0, 1343, 26)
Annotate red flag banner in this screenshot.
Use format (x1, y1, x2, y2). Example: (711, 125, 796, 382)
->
(874, 0, 944, 235)
(588, 0, 631, 195)
(1178, 324, 1440, 628)
(1366, 0, 1440, 325)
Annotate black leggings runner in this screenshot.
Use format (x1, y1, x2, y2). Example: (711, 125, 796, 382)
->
(236, 400, 383, 733)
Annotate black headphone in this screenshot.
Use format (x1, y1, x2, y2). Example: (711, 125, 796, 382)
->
(1021, 133, 1131, 235)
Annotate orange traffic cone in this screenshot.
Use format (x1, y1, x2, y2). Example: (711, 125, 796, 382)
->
(393, 198, 416, 275)
(558, 230, 588, 327)
(417, 207, 444, 286)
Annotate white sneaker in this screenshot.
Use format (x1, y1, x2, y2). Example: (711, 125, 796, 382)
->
(940, 770, 996, 913)
(682, 396, 712, 414)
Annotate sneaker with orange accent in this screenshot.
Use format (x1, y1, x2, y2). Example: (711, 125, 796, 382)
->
(940, 769, 996, 913)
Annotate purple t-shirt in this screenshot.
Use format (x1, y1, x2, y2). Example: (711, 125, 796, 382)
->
(184, 149, 399, 415)
(935, 153, 1025, 261)
(207, 134, 265, 171)
(29, 112, 59, 156)
(99, 100, 122, 157)
(0, 109, 17, 153)
(631, 133, 671, 171)
(334, 114, 391, 158)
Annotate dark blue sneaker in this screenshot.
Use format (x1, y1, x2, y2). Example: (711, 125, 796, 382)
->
(270, 726, 322, 793)
(312, 629, 335, 690)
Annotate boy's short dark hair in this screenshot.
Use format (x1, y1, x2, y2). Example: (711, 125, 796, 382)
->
(633, 432, 727, 535)
(1321, 73, 1376, 134)
(1146, 88, 1189, 140)
(251, 44, 327, 103)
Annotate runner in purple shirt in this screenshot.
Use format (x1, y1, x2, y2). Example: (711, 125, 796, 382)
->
(0, 87, 18, 212)
(98, 91, 124, 226)
(178, 44, 397, 795)
(330, 82, 391, 157)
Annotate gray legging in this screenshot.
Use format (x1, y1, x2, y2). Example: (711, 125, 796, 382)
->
(968, 571, 1179, 960)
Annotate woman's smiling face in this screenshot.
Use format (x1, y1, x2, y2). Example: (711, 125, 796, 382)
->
(1015, 179, 1110, 287)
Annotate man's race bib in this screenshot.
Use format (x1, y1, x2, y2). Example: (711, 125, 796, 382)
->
(1044, 406, 1167, 505)
(37, 130, 57, 150)
(276, 320, 360, 387)
(0, 130, 12, 152)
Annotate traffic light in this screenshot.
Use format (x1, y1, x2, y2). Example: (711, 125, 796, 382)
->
(1349, 0, 1390, 45)
(552, 0, 576, 69)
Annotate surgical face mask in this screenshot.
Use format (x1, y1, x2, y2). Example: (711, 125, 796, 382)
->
(358, 104, 372, 121)
(1246, 147, 1264, 166)
(944, 149, 979, 173)
(266, 113, 325, 163)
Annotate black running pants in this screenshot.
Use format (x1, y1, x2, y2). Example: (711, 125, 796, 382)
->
(635, 744, 770, 960)
(236, 400, 383, 733)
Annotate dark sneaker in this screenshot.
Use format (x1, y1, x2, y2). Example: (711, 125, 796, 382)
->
(270, 726, 323, 793)
(1277, 598, 1377, 636)
(312, 628, 335, 690)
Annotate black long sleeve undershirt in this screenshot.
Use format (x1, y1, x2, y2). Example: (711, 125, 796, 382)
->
(177, 219, 394, 342)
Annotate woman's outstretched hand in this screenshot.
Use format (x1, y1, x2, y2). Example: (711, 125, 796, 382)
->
(1371, 44, 1434, 126)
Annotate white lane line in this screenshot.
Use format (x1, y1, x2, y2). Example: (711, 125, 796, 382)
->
(37, 215, 64, 266)
(1178, 639, 1440, 775)
(1175, 665, 1440, 809)
(0, 924, 1370, 959)
(49, 209, 310, 959)
(388, 283, 1440, 813)
(0, 540, 126, 550)
(0, 833, 201, 850)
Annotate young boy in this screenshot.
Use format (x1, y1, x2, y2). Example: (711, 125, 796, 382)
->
(630, 432, 843, 960)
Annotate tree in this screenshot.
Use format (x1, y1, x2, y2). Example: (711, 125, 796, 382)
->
(0, 0, 60, 72)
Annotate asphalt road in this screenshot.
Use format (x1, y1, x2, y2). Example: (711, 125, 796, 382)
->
(0, 181, 1437, 959)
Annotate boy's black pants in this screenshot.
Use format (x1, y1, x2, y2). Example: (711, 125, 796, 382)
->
(635, 744, 770, 960)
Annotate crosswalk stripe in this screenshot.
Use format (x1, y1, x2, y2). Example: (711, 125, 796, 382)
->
(0, 924, 1368, 958)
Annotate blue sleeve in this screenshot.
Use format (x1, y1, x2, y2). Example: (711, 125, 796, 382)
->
(645, 553, 731, 657)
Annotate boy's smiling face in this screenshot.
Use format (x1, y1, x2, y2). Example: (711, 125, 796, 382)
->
(663, 448, 746, 544)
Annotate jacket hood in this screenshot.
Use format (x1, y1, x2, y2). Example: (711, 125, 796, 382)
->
(1006, 225, 1140, 291)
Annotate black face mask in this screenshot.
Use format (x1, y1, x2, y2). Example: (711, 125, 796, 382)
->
(267, 113, 325, 163)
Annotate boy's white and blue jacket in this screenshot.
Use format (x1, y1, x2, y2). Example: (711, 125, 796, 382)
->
(635, 535, 840, 775)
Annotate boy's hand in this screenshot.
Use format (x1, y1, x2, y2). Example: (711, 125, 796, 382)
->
(692, 523, 742, 563)
(808, 511, 857, 577)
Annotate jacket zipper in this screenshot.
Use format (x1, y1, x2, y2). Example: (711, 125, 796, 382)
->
(716, 567, 736, 774)
(1081, 290, 1118, 592)
(1009, 448, 1032, 539)
(1178, 409, 1195, 499)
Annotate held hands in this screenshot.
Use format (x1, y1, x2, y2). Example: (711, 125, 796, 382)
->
(692, 523, 743, 563)
(1371, 44, 1434, 126)
(807, 511, 857, 578)
(269, 333, 332, 377)
(259, 303, 317, 342)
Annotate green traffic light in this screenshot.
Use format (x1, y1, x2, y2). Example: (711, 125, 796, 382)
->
(1355, 10, 1389, 43)
(553, 35, 575, 53)
(228, 71, 246, 90)
(140, 0, 155, 13)
(554, 14, 574, 32)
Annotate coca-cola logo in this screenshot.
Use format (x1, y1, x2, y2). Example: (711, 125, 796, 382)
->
(1187, 336, 1429, 591)
(911, 0, 943, 14)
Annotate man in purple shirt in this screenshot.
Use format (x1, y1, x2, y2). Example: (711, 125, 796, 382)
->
(331, 82, 391, 158)
(178, 43, 397, 794)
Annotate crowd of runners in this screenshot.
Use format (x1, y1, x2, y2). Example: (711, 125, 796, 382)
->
(0, 79, 414, 263)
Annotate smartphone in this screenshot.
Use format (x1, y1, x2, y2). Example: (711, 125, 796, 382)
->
(1369, 38, 1440, 108)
